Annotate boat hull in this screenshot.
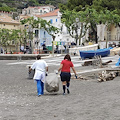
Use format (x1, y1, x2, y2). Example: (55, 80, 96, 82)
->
(79, 48, 110, 59)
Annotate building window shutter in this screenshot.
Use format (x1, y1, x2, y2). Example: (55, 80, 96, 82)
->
(35, 30, 39, 37)
(50, 19, 53, 24)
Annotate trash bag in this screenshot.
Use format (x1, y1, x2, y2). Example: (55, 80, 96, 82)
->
(27, 65, 35, 79)
(45, 73, 59, 92)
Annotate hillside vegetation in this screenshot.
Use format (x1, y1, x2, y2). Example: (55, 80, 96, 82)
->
(0, 0, 67, 12)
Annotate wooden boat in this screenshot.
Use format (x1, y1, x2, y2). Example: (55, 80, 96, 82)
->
(79, 48, 112, 59)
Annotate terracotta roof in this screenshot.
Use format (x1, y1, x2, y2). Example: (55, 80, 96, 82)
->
(0, 15, 20, 24)
(36, 9, 59, 18)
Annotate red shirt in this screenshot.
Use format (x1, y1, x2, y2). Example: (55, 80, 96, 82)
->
(61, 59, 74, 72)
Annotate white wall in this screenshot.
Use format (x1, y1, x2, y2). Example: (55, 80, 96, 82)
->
(41, 13, 75, 43)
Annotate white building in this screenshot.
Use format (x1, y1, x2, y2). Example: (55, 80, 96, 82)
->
(34, 9, 74, 48)
(22, 5, 55, 16)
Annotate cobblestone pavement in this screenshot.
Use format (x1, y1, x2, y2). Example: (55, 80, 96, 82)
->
(0, 55, 120, 120)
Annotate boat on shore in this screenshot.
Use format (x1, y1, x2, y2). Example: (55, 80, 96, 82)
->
(79, 48, 112, 59)
(69, 44, 98, 55)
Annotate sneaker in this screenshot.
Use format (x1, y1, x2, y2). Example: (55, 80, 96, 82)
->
(67, 89, 70, 94)
(38, 94, 41, 97)
(63, 93, 65, 95)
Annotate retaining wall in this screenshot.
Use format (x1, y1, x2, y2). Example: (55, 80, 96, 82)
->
(0, 54, 49, 60)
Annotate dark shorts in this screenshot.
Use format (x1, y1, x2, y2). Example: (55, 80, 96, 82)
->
(60, 72, 71, 82)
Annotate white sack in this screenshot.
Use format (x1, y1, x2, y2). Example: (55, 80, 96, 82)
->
(45, 73, 59, 92)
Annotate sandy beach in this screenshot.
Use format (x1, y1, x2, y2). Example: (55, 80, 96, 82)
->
(0, 57, 120, 120)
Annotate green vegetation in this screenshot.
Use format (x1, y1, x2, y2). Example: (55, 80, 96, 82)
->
(0, 0, 67, 12)
(0, 28, 28, 53)
(59, 0, 120, 45)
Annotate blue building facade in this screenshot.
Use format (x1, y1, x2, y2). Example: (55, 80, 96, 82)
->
(39, 28, 52, 47)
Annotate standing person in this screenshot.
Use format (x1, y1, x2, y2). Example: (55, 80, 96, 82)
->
(42, 43, 48, 53)
(29, 55, 48, 97)
(55, 45, 59, 53)
(64, 45, 67, 53)
(1, 47, 4, 54)
(57, 54, 77, 95)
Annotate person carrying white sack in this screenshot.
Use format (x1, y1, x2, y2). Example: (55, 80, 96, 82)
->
(57, 54, 77, 95)
(29, 55, 48, 97)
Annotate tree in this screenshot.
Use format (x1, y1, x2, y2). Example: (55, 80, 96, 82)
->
(61, 10, 90, 45)
(95, 0, 120, 12)
(59, 0, 120, 45)
(59, 0, 93, 12)
(27, 0, 39, 6)
(0, 28, 28, 53)
(10, 29, 23, 53)
(21, 17, 40, 53)
(0, 28, 10, 53)
(59, 0, 99, 44)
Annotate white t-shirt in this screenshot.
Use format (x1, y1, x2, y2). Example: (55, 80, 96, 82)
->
(31, 60, 48, 82)
(20, 46, 24, 51)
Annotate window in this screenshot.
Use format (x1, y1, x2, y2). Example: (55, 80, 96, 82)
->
(29, 10, 30, 14)
(61, 26, 62, 31)
(44, 31, 46, 37)
(12, 40, 15, 45)
(35, 30, 39, 37)
(50, 19, 53, 24)
(24, 24, 28, 28)
(56, 19, 57, 22)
